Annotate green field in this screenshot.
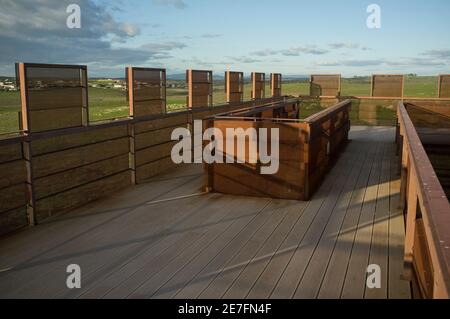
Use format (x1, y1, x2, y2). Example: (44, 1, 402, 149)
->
(0, 76, 441, 134)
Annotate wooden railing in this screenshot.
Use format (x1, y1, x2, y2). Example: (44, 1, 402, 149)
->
(204, 99, 351, 200)
(396, 101, 450, 298)
(0, 95, 287, 237)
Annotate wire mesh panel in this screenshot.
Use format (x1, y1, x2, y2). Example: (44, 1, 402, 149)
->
(225, 71, 244, 103)
(187, 69, 213, 109)
(371, 74, 404, 98)
(127, 67, 166, 117)
(251, 72, 265, 100)
(438, 75, 450, 98)
(16, 63, 88, 133)
(310, 74, 341, 97)
(271, 73, 282, 97)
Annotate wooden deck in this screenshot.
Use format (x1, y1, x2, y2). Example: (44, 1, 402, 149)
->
(0, 126, 411, 299)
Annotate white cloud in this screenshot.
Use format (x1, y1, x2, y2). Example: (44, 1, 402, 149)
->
(0, 0, 187, 76)
(201, 33, 222, 38)
(251, 46, 328, 57)
(423, 49, 450, 60)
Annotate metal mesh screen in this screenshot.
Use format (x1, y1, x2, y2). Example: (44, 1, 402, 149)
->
(251, 72, 265, 100)
(17, 63, 87, 132)
(372, 75, 404, 98)
(128, 67, 166, 117)
(187, 70, 213, 108)
(225, 71, 244, 103)
(439, 75, 450, 98)
(310, 75, 341, 97)
(271, 73, 282, 97)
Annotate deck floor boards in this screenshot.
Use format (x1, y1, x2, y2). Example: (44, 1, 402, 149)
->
(0, 126, 411, 299)
(293, 140, 370, 298)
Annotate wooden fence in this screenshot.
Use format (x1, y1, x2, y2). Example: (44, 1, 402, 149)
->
(396, 101, 450, 298)
(0, 63, 287, 236)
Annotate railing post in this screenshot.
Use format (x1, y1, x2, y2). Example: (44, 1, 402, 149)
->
(399, 135, 409, 211)
(17, 63, 36, 226)
(203, 118, 213, 193)
(127, 66, 167, 184)
(403, 167, 417, 281)
(126, 67, 136, 185)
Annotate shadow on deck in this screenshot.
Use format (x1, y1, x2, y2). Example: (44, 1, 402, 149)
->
(0, 126, 411, 299)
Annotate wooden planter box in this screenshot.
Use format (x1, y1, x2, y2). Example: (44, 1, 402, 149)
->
(204, 99, 351, 200)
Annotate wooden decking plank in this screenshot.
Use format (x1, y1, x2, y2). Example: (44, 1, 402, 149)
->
(365, 143, 391, 298)
(106, 197, 271, 298)
(388, 147, 412, 299)
(197, 200, 292, 299)
(154, 200, 303, 299)
(0, 126, 412, 300)
(294, 143, 369, 298)
(1, 176, 207, 298)
(222, 201, 308, 299)
(174, 202, 304, 299)
(83, 195, 264, 298)
(0, 167, 202, 269)
(165, 201, 295, 299)
(340, 142, 385, 298)
(317, 142, 379, 298)
(246, 144, 357, 299)
(269, 142, 359, 299)
(78, 193, 246, 299)
(60, 188, 235, 298)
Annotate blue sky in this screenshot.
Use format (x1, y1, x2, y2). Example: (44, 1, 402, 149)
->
(1, 0, 449, 77)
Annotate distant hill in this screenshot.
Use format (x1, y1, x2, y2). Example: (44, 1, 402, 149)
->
(167, 73, 186, 81)
(167, 73, 225, 81)
(167, 73, 310, 81)
(282, 75, 309, 81)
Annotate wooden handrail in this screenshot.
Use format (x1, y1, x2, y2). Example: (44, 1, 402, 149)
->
(397, 101, 450, 298)
(0, 97, 287, 147)
(303, 99, 351, 123)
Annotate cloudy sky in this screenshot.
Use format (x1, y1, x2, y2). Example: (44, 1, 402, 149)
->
(1, 0, 449, 77)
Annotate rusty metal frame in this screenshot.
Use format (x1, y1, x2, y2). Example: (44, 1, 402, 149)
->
(15, 62, 89, 132)
(251, 72, 265, 100)
(438, 74, 450, 98)
(270, 73, 282, 97)
(126, 66, 166, 117)
(371, 74, 405, 98)
(187, 69, 213, 109)
(225, 71, 244, 104)
(310, 74, 341, 97)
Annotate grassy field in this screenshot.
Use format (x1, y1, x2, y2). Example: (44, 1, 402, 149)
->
(0, 76, 441, 134)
